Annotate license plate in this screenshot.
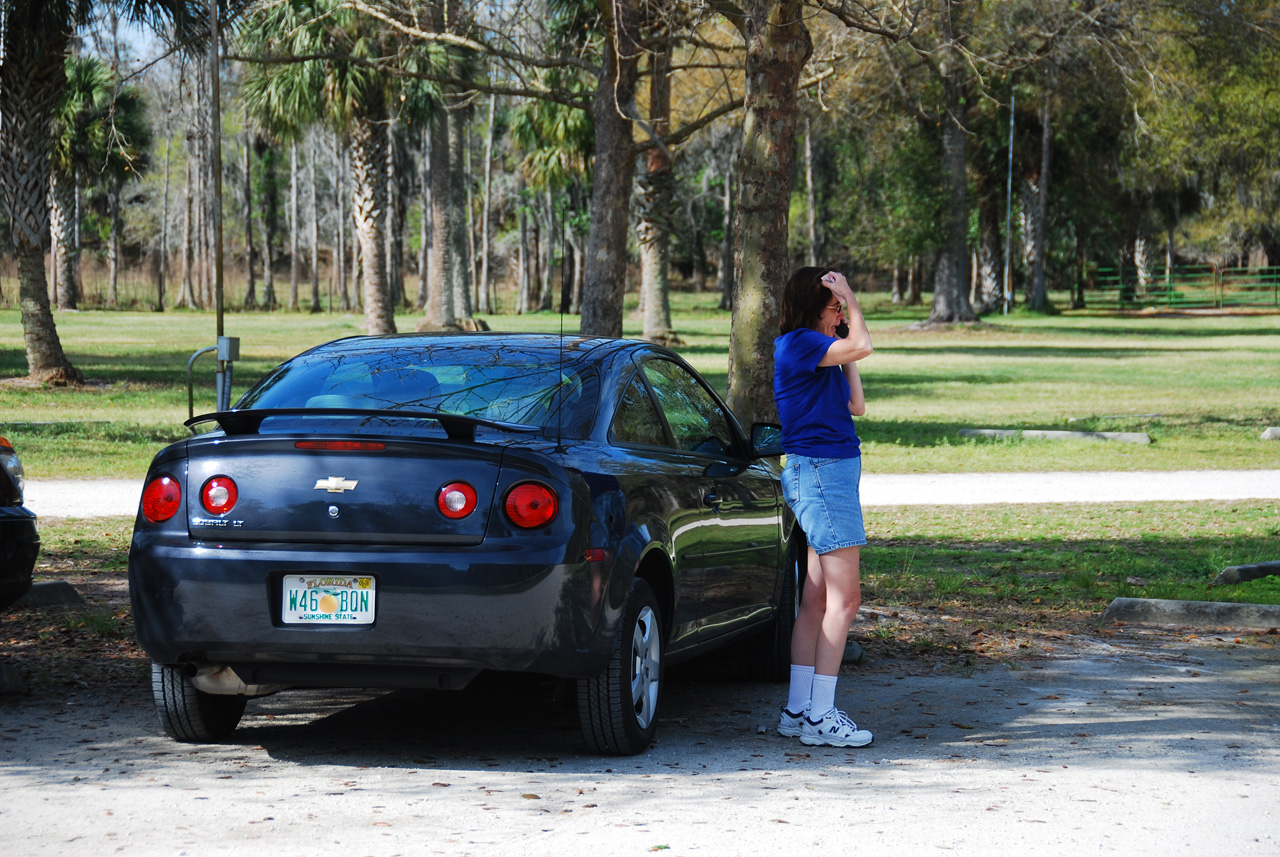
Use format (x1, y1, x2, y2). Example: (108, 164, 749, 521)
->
(282, 575, 376, 625)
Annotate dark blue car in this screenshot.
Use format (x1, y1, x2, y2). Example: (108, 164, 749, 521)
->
(129, 333, 800, 754)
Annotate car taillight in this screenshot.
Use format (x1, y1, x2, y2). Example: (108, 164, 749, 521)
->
(504, 483, 558, 529)
(0, 436, 24, 495)
(437, 482, 477, 519)
(201, 476, 238, 515)
(295, 441, 387, 451)
(142, 476, 182, 523)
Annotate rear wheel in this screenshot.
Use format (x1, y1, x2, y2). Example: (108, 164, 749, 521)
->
(151, 663, 247, 742)
(578, 578, 664, 755)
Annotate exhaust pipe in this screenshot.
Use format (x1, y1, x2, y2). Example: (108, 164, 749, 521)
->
(187, 664, 285, 697)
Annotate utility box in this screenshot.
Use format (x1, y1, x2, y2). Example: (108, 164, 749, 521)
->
(217, 336, 240, 362)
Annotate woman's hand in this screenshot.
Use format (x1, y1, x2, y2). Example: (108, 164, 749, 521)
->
(821, 271, 856, 308)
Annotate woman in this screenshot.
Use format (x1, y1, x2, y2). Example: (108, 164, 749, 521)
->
(772, 267, 875, 748)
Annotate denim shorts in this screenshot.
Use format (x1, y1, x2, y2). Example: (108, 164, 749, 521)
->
(781, 454, 866, 554)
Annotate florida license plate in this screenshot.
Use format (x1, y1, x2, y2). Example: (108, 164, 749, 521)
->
(282, 575, 376, 625)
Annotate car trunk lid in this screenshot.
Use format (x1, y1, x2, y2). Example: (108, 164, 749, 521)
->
(185, 435, 504, 545)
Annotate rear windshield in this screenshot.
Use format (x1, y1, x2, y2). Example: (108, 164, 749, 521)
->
(236, 347, 599, 440)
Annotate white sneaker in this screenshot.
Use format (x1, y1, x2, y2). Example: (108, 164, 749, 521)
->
(800, 708, 873, 748)
(777, 705, 807, 737)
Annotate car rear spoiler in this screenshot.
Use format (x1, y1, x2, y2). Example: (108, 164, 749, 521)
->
(186, 408, 540, 443)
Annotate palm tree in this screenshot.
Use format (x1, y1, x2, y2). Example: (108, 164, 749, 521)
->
(50, 54, 115, 311)
(239, 0, 441, 335)
(1, 0, 202, 382)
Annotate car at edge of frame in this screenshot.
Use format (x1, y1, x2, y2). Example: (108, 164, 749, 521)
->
(0, 436, 39, 612)
(128, 332, 802, 755)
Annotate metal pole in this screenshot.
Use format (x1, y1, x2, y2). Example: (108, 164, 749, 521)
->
(209, 0, 226, 403)
(1003, 93, 1015, 315)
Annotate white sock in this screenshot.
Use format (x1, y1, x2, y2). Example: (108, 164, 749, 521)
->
(786, 665, 814, 714)
(809, 674, 838, 720)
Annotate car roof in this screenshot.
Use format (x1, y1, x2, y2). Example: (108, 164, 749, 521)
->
(296, 332, 645, 367)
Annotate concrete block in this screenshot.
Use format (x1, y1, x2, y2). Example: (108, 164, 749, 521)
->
(1262, 427, 1280, 440)
(12, 580, 85, 608)
(1213, 561, 1280, 586)
(1103, 597, 1280, 629)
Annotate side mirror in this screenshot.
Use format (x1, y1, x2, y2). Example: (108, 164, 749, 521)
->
(751, 423, 783, 458)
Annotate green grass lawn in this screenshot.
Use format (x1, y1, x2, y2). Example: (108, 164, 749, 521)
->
(9, 291, 1278, 635)
(2, 289, 1278, 479)
(865, 499, 1280, 610)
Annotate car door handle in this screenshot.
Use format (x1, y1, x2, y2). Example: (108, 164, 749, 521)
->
(703, 493, 720, 508)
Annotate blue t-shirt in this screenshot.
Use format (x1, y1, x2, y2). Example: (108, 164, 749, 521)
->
(773, 328, 861, 458)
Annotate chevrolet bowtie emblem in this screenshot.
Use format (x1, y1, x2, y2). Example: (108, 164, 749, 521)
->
(314, 476, 359, 493)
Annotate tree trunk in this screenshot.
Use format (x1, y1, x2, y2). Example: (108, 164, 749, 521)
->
(310, 134, 321, 312)
(579, 0, 641, 337)
(107, 177, 122, 307)
(804, 116, 818, 267)
(350, 112, 396, 334)
(178, 158, 198, 309)
(517, 178, 529, 314)
(0, 20, 82, 383)
(49, 168, 79, 309)
(417, 128, 430, 310)
(243, 135, 256, 309)
(906, 255, 921, 305)
(464, 122, 476, 298)
(891, 259, 903, 305)
(717, 161, 734, 310)
(927, 12, 976, 325)
(539, 186, 553, 311)
(639, 46, 679, 345)
(449, 108, 473, 320)
(289, 141, 300, 310)
(421, 111, 455, 329)
(726, 0, 812, 424)
(928, 97, 975, 323)
(260, 145, 278, 309)
(385, 121, 401, 309)
(158, 137, 170, 311)
(1030, 101, 1052, 312)
(335, 134, 349, 312)
(478, 92, 496, 314)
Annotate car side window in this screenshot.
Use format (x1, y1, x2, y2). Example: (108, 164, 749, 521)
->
(611, 373, 668, 447)
(643, 359, 736, 457)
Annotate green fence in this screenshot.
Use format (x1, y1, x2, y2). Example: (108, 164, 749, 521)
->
(1090, 265, 1280, 310)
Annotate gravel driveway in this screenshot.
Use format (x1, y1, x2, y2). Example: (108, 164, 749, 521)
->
(2, 638, 1276, 856)
(7, 471, 1279, 854)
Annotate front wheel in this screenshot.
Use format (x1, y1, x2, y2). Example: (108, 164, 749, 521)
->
(577, 578, 664, 755)
(151, 663, 247, 743)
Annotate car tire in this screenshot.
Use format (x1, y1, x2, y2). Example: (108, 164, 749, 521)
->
(577, 578, 664, 756)
(151, 663, 247, 742)
(746, 529, 805, 681)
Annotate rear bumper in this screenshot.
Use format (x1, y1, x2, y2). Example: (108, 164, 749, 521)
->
(0, 507, 39, 611)
(129, 532, 621, 684)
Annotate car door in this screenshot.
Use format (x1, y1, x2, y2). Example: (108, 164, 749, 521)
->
(640, 359, 782, 642)
(607, 368, 707, 652)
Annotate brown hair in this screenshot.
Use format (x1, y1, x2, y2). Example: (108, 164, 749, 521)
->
(779, 266, 835, 335)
